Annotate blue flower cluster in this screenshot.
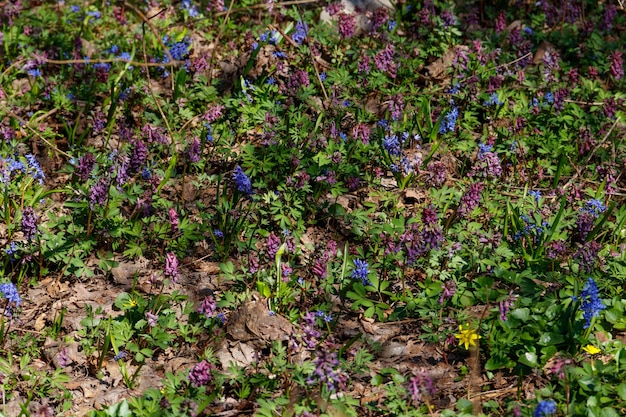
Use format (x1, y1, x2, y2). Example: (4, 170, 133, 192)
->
(292, 21, 308, 45)
(581, 199, 606, 218)
(439, 105, 459, 134)
(0, 282, 21, 307)
(533, 400, 556, 417)
(232, 165, 253, 195)
(351, 259, 371, 286)
(0, 154, 45, 185)
(483, 92, 502, 107)
(579, 277, 605, 329)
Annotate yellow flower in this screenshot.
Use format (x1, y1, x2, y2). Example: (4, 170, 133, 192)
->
(455, 324, 481, 350)
(582, 344, 601, 355)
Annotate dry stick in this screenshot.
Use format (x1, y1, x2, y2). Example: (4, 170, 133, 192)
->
(137, 11, 174, 143)
(215, 0, 319, 16)
(122, 1, 176, 66)
(269, 24, 330, 103)
(44, 57, 180, 68)
(0, 58, 25, 80)
(563, 116, 622, 191)
(4, 109, 73, 159)
(206, 0, 236, 81)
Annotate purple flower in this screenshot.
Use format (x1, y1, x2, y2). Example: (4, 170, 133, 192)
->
(495, 11, 506, 34)
(499, 291, 517, 321)
(145, 311, 158, 327)
(374, 43, 397, 78)
(306, 340, 347, 392)
(266, 232, 281, 259)
(188, 360, 214, 387)
(58, 347, 71, 367)
(188, 136, 201, 163)
(168, 208, 179, 232)
(302, 310, 321, 349)
(0, 282, 21, 306)
(130, 139, 148, 172)
(338, 13, 356, 38)
(458, 182, 484, 217)
(198, 295, 217, 318)
(75, 153, 96, 181)
(89, 178, 108, 209)
(351, 259, 370, 286)
(439, 280, 456, 304)
(164, 251, 179, 282)
(232, 165, 253, 195)
(408, 369, 436, 402)
(574, 240, 601, 273)
(21, 207, 38, 241)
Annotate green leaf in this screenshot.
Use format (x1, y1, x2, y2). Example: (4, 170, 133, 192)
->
(616, 383, 626, 401)
(519, 351, 539, 368)
(510, 308, 531, 322)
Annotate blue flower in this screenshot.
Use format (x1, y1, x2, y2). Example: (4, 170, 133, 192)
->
(26, 154, 45, 183)
(382, 134, 401, 156)
(213, 229, 224, 238)
(388, 20, 397, 31)
(114, 351, 127, 361)
(292, 21, 308, 45)
(544, 92, 554, 104)
(439, 106, 459, 134)
(319, 72, 327, 81)
(580, 278, 605, 329)
(477, 143, 493, 157)
(351, 259, 370, 286)
(0, 282, 21, 306)
(232, 165, 253, 195)
(581, 199, 606, 218)
(533, 399, 557, 417)
(529, 190, 542, 203)
(483, 92, 502, 107)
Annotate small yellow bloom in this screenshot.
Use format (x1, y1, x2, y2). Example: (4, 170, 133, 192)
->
(582, 344, 601, 355)
(455, 324, 481, 350)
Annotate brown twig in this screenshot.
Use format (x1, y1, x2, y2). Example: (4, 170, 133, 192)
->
(4, 109, 73, 159)
(43, 57, 180, 68)
(563, 116, 622, 190)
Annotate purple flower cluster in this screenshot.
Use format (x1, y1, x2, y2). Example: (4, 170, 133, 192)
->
(374, 43, 397, 78)
(75, 153, 96, 181)
(198, 294, 217, 318)
(469, 145, 502, 179)
(130, 139, 148, 173)
(408, 369, 436, 402)
(89, 178, 108, 209)
(458, 182, 484, 217)
(302, 310, 321, 349)
(164, 251, 179, 283)
(306, 340, 347, 393)
(574, 240, 601, 273)
(338, 13, 356, 39)
(439, 280, 456, 304)
(188, 360, 214, 387)
(21, 207, 38, 241)
(187, 136, 201, 163)
(168, 208, 179, 232)
(424, 160, 447, 187)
